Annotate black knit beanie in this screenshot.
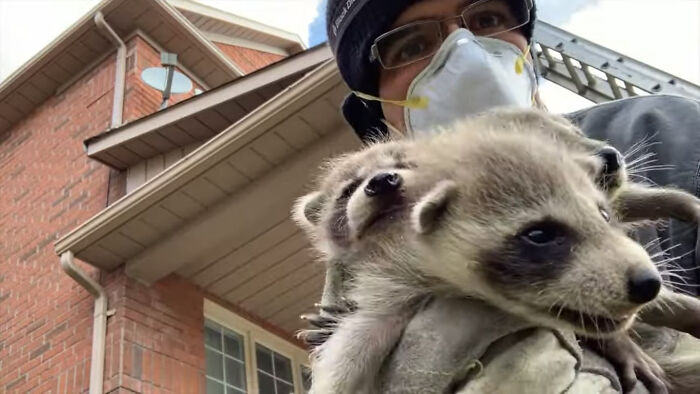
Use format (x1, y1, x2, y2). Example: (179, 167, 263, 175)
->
(326, 0, 538, 141)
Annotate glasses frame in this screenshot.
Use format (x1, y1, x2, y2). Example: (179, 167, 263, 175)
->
(369, 0, 532, 70)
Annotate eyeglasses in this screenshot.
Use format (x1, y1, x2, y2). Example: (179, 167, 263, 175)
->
(369, 0, 532, 69)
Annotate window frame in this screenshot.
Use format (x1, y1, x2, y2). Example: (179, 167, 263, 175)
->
(204, 299, 310, 394)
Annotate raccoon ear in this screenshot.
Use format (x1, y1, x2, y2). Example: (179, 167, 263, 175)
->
(412, 180, 458, 234)
(292, 191, 325, 232)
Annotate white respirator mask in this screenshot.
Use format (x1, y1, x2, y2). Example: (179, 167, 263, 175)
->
(354, 28, 537, 136)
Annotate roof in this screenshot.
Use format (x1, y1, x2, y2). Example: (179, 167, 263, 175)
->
(169, 0, 306, 54)
(55, 61, 358, 333)
(0, 0, 243, 136)
(84, 44, 332, 169)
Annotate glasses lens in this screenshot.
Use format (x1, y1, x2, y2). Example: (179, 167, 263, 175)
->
(462, 0, 530, 37)
(374, 21, 442, 69)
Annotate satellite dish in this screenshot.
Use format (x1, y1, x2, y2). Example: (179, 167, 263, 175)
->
(141, 67, 193, 94)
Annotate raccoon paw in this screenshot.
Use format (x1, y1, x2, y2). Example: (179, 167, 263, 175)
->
(296, 324, 333, 349)
(584, 335, 668, 394)
(298, 299, 356, 349)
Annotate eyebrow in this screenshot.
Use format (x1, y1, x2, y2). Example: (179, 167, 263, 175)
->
(395, 0, 480, 26)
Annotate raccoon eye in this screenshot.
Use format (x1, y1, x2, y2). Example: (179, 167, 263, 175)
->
(339, 179, 362, 200)
(519, 221, 567, 246)
(599, 207, 610, 222)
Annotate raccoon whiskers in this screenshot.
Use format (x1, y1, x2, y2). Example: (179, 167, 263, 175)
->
(663, 266, 700, 274)
(659, 279, 699, 298)
(654, 249, 694, 274)
(664, 280, 700, 289)
(622, 131, 659, 160)
(626, 164, 675, 174)
(624, 152, 657, 170)
(546, 291, 570, 316)
(574, 292, 590, 334)
(641, 236, 664, 252)
(627, 173, 659, 187)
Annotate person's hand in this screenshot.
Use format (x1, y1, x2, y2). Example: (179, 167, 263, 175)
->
(583, 334, 669, 394)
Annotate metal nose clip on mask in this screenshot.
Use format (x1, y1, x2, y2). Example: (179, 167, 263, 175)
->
(354, 28, 536, 136)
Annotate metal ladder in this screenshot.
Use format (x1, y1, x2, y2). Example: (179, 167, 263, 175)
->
(532, 21, 700, 103)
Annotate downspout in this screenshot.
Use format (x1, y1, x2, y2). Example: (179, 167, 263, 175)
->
(94, 11, 125, 128)
(61, 251, 108, 394)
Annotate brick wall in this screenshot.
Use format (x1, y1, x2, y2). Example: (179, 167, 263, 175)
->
(102, 270, 206, 393)
(214, 42, 285, 74)
(0, 34, 208, 394)
(123, 36, 201, 125)
(0, 47, 115, 392)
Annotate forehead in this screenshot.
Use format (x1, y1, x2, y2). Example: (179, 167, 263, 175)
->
(392, 0, 475, 26)
(460, 138, 604, 210)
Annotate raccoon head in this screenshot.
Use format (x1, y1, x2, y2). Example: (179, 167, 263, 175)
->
(292, 140, 414, 257)
(405, 129, 659, 337)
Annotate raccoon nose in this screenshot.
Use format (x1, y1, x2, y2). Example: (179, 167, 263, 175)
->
(364, 173, 402, 196)
(597, 146, 623, 175)
(627, 268, 661, 304)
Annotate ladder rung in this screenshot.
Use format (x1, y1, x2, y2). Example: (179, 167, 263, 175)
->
(533, 44, 547, 77)
(581, 64, 597, 87)
(562, 54, 585, 93)
(541, 46, 556, 68)
(606, 73, 623, 99)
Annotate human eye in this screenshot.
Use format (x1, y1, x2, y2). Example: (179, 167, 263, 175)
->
(469, 10, 507, 31)
(376, 22, 440, 68)
(463, 0, 518, 36)
(393, 35, 431, 63)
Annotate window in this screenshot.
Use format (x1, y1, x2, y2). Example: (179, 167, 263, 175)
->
(205, 321, 248, 393)
(204, 300, 310, 394)
(255, 344, 294, 394)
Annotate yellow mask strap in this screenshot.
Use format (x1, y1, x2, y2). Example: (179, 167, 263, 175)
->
(515, 44, 532, 75)
(352, 91, 429, 109)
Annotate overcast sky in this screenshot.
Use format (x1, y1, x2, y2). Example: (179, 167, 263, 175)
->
(0, 0, 698, 113)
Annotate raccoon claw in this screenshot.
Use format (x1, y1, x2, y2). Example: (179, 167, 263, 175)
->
(584, 335, 668, 394)
(300, 313, 338, 329)
(297, 327, 332, 349)
(299, 300, 356, 348)
(314, 302, 353, 315)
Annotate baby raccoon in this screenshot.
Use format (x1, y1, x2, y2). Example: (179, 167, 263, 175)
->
(293, 110, 700, 394)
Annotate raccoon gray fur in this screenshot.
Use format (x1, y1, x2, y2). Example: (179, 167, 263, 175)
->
(293, 109, 700, 394)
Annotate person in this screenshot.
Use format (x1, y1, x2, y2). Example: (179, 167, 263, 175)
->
(304, 0, 700, 392)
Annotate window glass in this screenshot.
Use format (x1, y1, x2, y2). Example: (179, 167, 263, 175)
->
(205, 320, 247, 393)
(206, 349, 224, 381)
(206, 378, 225, 394)
(224, 333, 244, 360)
(225, 357, 246, 389)
(273, 353, 293, 383)
(257, 371, 275, 394)
(255, 344, 294, 394)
